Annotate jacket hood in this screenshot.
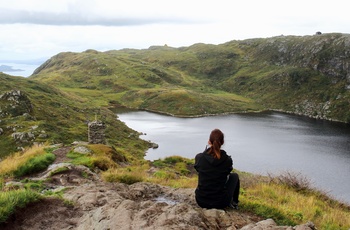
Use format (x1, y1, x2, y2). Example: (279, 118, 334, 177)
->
(203, 149, 229, 166)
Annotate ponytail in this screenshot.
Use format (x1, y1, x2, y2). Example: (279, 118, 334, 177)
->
(208, 129, 224, 159)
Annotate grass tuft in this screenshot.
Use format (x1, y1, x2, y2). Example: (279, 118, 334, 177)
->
(0, 189, 42, 223)
(240, 173, 350, 229)
(67, 145, 119, 170)
(0, 145, 55, 178)
(13, 152, 55, 178)
(102, 168, 144, 184)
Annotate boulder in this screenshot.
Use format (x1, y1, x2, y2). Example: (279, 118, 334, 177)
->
(11, 132, 35, 143)
(0, 90, 33, 117)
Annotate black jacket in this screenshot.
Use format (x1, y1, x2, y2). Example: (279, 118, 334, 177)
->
(194, 148, 233, 209)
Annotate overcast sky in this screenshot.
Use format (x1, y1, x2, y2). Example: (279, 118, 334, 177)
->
(0, 0, 349, 62)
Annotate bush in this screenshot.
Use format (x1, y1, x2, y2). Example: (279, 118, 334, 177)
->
(163, 156, 185, 164)
(268, 171, 313, 192)
(153, 156, 193, 167)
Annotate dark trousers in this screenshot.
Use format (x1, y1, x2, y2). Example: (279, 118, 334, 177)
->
(225, 172, 240, 204)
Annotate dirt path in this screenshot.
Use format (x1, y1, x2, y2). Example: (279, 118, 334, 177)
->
(52, 146, 71, 164)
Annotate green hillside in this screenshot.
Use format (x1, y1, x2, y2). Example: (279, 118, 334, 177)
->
(1, 32, 350, 158)
(31, 33, 350, 122)
(1, 34, 350, 229)
(0, 73, 148, 159)
(30, 47, 261, 116)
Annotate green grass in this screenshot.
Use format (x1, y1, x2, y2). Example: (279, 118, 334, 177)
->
(2, 33, 348, 157)
(1, 33, 350, 227)
(0, 189, 42, 223)
(239, 182, 350, 229)
(153, 156, 194, 176)
(102, 166, 146, 184)
(0, 145, 55, 178)
(22, 179, 45, 192)
(12, 152, 55, 178)
(240, 201, 296, 226)
(108, 174, 144, 185)
(66, 151, 94, 168)
(66, 144, 127, 170)
(26, 33, 350, 122)
(0, 72, 149, 159)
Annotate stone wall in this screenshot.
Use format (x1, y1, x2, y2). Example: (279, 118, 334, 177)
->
(88, 120, 106, 144)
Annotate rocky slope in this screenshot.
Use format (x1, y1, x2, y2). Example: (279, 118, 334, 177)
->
(1, 146, 316, 230)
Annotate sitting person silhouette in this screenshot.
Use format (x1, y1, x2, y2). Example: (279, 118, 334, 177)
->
(194, 129, 240, 209)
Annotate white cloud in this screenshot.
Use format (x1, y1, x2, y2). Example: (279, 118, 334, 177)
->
(0, 0, 349, 62)
(0, 0, 209, 26)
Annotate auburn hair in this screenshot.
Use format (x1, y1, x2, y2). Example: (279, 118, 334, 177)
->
(208, 129, 224, 159)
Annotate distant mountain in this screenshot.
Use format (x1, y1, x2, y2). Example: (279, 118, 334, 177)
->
(0, 64, 23, 72)
(31, 33, 350, 123)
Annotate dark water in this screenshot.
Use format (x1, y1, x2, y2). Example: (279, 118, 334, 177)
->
(117, 110, 350, 204)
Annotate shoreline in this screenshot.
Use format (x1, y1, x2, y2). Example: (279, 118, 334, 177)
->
(113, 105, 349, 125)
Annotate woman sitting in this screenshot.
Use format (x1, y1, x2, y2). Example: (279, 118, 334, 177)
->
(194, 129, 240, 209)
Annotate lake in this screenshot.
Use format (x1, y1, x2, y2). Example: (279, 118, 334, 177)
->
(117, 110, 350, 204)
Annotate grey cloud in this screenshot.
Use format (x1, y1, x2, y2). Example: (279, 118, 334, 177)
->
(0, 8, 191, 26)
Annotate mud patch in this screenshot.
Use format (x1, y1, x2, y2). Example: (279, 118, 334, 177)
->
(0, 198, 82, 230)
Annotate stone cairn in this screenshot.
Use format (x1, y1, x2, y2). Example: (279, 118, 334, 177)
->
(88, 120, 106, 144)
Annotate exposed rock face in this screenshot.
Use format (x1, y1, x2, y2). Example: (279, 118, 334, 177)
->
(247, 34, 350, 82)
(294, 100, 331, 120)
(63, 182, 315, 230)
(0, 90, 33, 118)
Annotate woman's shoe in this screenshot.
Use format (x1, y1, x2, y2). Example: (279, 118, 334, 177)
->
(229, 201, 239, 210)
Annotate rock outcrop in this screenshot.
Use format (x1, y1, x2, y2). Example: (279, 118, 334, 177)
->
(1, 146, 316, 230)
(246, 33, 350, 82)
(0, 90, 33, 118)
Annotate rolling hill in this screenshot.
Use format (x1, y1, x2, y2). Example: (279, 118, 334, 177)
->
(31, 33, 350, 121)
(1, 32, 350, 158)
